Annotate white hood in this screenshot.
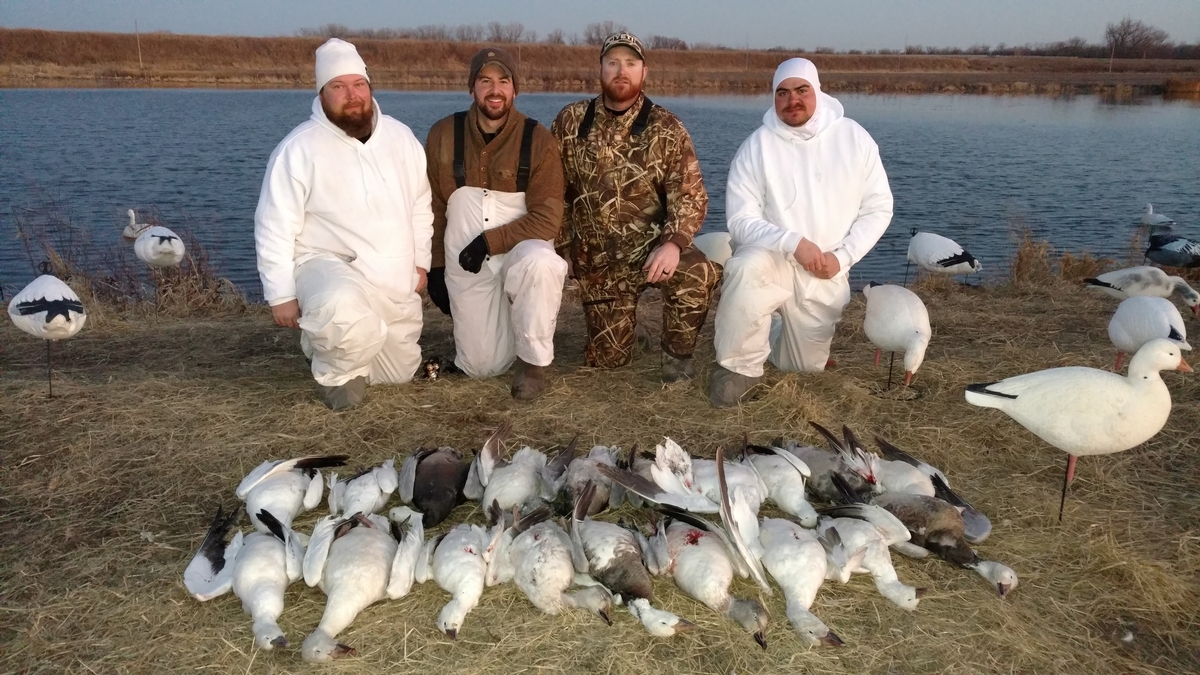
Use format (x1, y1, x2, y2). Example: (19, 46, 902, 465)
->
(764, 57, 845, 142)
(309, 95, 380, 143)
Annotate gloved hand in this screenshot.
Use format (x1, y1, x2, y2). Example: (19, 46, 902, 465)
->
(426, 267, 451, 315)
(458, 234, 490, 274)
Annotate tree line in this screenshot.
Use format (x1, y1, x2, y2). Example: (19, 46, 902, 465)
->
(298, 18, 1198, 60)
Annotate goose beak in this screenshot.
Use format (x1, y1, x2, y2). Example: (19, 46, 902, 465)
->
(598, 608, 613, 626)
(333, 643, 356, 658)
(1176, 358, 1193, 373)
(997, 582, 1013, 598)
(903, 371, 914, 387)
(673, 618, 698, 633)
(914, 587, 929, 599)
(270, 635, 289, 649)
(1192, 305, 1198, 317)
(444, 628, 458, 641)
(819, 631, 845, 648)
(753, 630, 768, 650)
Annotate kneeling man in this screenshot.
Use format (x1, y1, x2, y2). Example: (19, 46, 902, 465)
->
(424, 47, 567, 400)
(710, 58, 893, 407)
(255, 38, 433, 410)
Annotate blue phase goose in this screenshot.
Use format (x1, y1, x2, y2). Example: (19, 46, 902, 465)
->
(397, 446, 471, 527)
(1146, 233, 1200, 268)
(183, 507, 305, 649)
(1084, 266, 1200, 315)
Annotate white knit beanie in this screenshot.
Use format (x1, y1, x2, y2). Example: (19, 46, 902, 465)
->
(315, 38, 369, 92)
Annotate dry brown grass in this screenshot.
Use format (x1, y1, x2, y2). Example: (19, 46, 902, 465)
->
(3, 240, 1199, 674)
(2, 28, 1198, 94)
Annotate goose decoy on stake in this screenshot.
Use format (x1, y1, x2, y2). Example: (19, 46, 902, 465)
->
(8, 262, 87, 397)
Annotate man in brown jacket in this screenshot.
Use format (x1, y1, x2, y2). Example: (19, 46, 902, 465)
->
(425, 47, 567, 400)
(551, 32, 719, 382)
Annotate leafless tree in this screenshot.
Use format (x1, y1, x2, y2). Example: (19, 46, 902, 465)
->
(648, 35, 688, 50)
(487, 21, 526, 43)
(544, 29, 565, 45)
(1105, 17, 1170, 58)
(583, 21, 627, 46)
(454, 24, 484, 42)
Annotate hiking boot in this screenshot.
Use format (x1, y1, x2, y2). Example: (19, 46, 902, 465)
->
(511, 357, 547, 401)
(316, 376, 367, 411)
(708, 364, 762, 408)
(661, 353, 696, 383)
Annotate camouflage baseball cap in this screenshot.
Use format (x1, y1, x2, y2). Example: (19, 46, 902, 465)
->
(601, 31, 645, 60)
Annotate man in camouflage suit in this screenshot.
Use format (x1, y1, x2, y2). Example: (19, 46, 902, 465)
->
(551, 32, 719, 382)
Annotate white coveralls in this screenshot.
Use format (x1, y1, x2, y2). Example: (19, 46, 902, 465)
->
(714, 91, 893, 377)
(255, 97, 434, 387)
(444, 187, 568, 378)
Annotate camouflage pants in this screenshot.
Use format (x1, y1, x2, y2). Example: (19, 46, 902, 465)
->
(576, 246, 720, 368)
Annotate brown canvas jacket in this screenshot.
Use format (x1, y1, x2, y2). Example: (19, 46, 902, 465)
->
(551, 94, 708, 265)
(425, 105, 564, 268)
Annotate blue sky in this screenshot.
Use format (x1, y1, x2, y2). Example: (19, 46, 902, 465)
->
(1, 1, 1197, 50)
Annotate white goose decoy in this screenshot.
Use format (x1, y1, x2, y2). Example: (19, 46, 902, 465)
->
(907, 231, 982, 275)
(862, 283, 931, 387)
(486, 506, 614, 625)
(1109, 296, 1191, 370)
(965, 338, 1191, 520)
(1139, 203, 1175, 228)
(1084, 266, 1200, 315)
(1146, 233, 1200, 269)
(301, 507, 424, 662)
(328, 459, 399, 517)
(183, 507, 305, 649)
(419, 522, 500, 640)
(9, 271, 87, 396)
(134, 225, 186, 267)
(758, 518, 843, 647)
(236, 455, 348, 533)
(569, 481, 695, 637)
(815, 506, 924, 610)
(966, 559, 1019, 598)
(123, 208, 151, 241)
(693, 231, 733, 266)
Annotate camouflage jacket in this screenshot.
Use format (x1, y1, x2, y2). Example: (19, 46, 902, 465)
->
(551, 94, 708, 271)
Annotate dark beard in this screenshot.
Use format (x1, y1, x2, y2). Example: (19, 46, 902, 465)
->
(601, 79, 642, 109)
(477, 98, 512, 122)
(322, 98, 374, 138)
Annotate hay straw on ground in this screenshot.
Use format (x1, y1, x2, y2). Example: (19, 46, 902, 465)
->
(2, 258, 1198, 674)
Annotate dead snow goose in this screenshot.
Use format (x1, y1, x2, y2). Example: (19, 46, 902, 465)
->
(758, 517, 843, 647)
(1084, 266, 1200, 316)
(134, 225, 186, 267)
(874, 435, 993, 543)
(1108, 296, 1191, 370)
(862, 282, 931, 387)
(327, 459, 398, 517)
(463, 422, 564, 514)
(815, 505, 925, 610)
(966, 559, 1019, 598)
(419, 522, 499, 640)
(907, 231, 982, 275)
(965, 338, 1191, 520)
(236, 455, 348, 533)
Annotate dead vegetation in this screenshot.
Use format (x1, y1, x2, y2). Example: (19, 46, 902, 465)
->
(2, 237, 1198, 674)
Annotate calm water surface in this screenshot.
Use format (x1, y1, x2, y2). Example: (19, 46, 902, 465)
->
(1, 89, 1197, 299)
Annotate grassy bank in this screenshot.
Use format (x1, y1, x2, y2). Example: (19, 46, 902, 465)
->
(3, 28, 1199, 95)
(2, 236, 1199, 674)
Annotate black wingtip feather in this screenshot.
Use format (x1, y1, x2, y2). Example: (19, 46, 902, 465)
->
(198, 506, 240, 572)
(965, 382, 1018, 399)
(830, 473, 865, 505)
(256, 509, 287, 543)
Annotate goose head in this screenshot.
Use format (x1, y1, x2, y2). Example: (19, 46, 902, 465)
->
(787, 608, 843, 648)
(902, 332, 931, 386)
(567, 585, 614, 625)
(628, 598, 696, 637)
(724, 597, 769, 649)
(879, 579, 924, 610)
(1169, 278, 1200, 315)
(436, 599, 472, 640)
(972, 560, 1019, 598)
(1128, 338, 1192, 379)
(301, 628, 355, 662)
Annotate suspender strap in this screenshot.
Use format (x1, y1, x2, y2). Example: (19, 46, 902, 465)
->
(576, 97, 655, 139)
(452, 111, 467, 189)
(576, 99, 597, 139)
(516, 118, 537, 193)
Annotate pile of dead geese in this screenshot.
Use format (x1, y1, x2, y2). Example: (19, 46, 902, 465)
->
(185, 421, 1016, 662)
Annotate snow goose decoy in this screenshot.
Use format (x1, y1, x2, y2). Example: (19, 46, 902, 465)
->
(1109, 296, 1191, 370)
(418, 522, 499, 640)
(123, 208, 151, 241)
(8, 268, 87, 397)
(397, 446, 470, 527)
(1146, 233, 1200, 269)
(183, 507, 305, 649)
(134, 225, 186, 267)
(862, 282, 931, 388)
(486, 504, 614, 625)
(965, 339, 1191, 520)
(815, 505, 925, 610)
(236, 455, 349, 533)
(300, 507, 424, 662)
(328, 459, 399, 517)
(966, 559, 1019, 599)
(758, 518, 843, 647)
(874, 436, 992, 543)
(693, 231, 733, 267)
(1139, 203, 1175, 228)
(569, 481, 695, 637)
(907, 231, 982, 276)
(1083, 266, 1200, 315)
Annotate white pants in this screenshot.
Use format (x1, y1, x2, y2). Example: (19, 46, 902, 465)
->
(295, 255, 423, 387)
(714, 245, 851, 377)
(444, 187, 568, 378)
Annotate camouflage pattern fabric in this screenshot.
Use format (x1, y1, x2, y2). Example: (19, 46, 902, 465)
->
(552, 93, 718, 367)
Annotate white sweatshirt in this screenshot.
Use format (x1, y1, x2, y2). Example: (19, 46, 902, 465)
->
(725, 94, 893, 274)
(255, 97, 434, 305)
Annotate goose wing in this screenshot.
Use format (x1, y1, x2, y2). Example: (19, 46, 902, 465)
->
(596, 464, 718, 513)
(302, 515, 338, 587)
(235, 455, 348, 500)
(716, 447, 772, 595)
(183, 506, 244, 601)
(386, 507, 425, 599)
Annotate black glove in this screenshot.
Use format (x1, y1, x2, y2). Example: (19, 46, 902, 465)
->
(458, 235, 490, 274)
(426, 267, 451, 315)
